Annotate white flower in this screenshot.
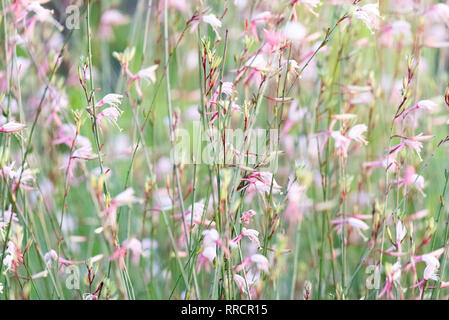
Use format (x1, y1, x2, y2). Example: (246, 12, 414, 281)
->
(391, 262, 402, 282)
(26, 2, 63, 31)
(237, 253, 269, 285)
(353, 3, 381, 33)
(202, 14, 222, 29)
(332, 217, 369, 241)
(301, 0, 321, 8)
(416, 100, 437, 111)
(242, 228, 260, 245)
(245, 55, 270, 72)
(100, 9, 129, 26)
(252, 172, 281, 194)
(123, 238, 143, 265)
(283, 21, 306, 43)
(0, 282, 3, 294)
(99, 94, 123, 108)
(0, 205, 18, 229)
(200, 229, 222, 263)
(137, 65, 158, 83)
(234, 274, 248, 294)
(202, 229, 219, 247)
(202, 245, 216, 262)
(3, 241, 16, 270)
(424, 3, 449, 25)
(250, 254, 269, 273)
(422, 254, 440, 281)
(83, 293, 98, 300)
(331, 130, 351, 155)
(221, 82, 234, 96)
(348, 124, 368, 144)
(99, 107, 122, 124)
(3, 255, 13, 269)
(396, 220, 407, 243)
(202, 14, 222, 39)
(112, 188, 139, 206)
(347, 217, 370, 230)
(44, 249, 58, 266)
(391, 20, 411, 37)
(411, 174, 425, 193)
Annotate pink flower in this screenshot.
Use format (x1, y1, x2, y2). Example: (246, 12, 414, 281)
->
(379, 21, 411, 47)
(0, 121, 26, 133)
(242, 254, 269, 272)
(407, 209, 429, 222)
(232, 228, 260, 246)
(98, 9, 129, 40)
(158, 0, 188, 12)
(44, 249, 84, 268)
(53, 124, 91, 150)
(392, 165, 425, 195)
(316, 118, 368, 157)
(390, 133, 433, 161)
(97, 107, 123, 129)
(396, 100, 437, 121)
(98, 106, 122, 121)
(109, 246, 127, 270)
(378, 262, 401, 299)
(330, 123, 369, 152)
(206, 81, 235, 123)
(239, 210, 257, 225)
(112, 188, 138, 207)
(332, 217, 369, 230)
(236, 254, 269, 285)
(176, 200, 215, 246)
(262, 29, 284, 52)
(0, 161, 34, 191)
(424, 3, 449, 25)
(182, 200, 215, 227)
(240, 171, 281, 194)
(23, 2, 63, 31)
(284, 181, 312, 223)
(246, 11, 274, 41)
(363, 156, 400, 173)
(123, 238, 143, 265)
(103, 188, 140, 229)
(331, 131, 352, 158)
(237, 54, 272, 87)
